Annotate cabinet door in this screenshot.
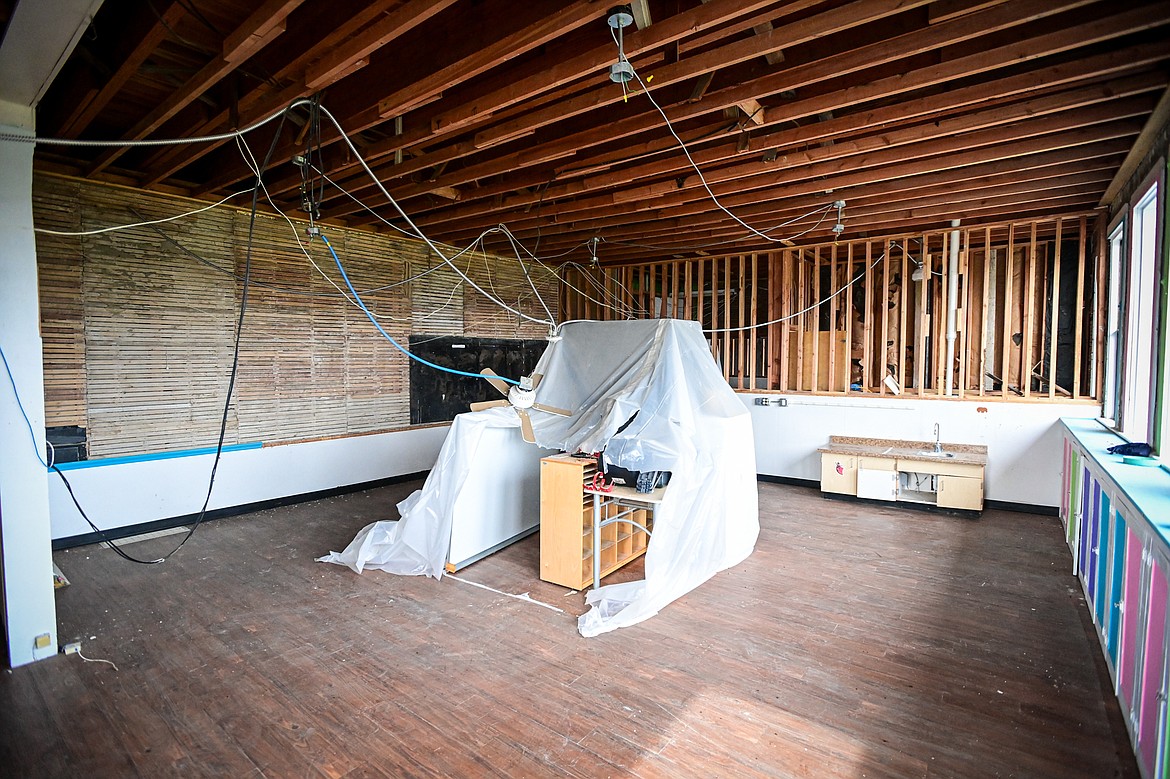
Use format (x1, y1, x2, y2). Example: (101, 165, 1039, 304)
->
(1086, 482, 1102, 610)
(1066, 448, 1081, 546)
(857, 469, 898, 501)
(1095, 492, 1112, 629)
(1061, 439, 1070, 523)
(820, 454, 857, 495)
(1120, 527, 1145, 710)
(1078, 467, 1092, 576)
(858, 456, 895, 471)
(1107, 510, 1128, 667)
(1138, 553, 1168, 776)
(936, 475, 982, 510)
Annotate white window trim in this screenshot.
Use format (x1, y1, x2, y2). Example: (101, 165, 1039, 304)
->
(1102, 212, 1126, 426)
(1118, 163, 1164, 444)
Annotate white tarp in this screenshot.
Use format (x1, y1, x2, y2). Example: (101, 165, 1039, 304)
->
(316, 405, 527, 578)
(319, 319, 759, 636)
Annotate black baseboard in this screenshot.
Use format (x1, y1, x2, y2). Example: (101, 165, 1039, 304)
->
(756, 474, 819, 489)
(755, 474, 1057, 516)
(52, 470, 430, 550)
(53, 469, 1057, 551)
(985, 499, 1058, 516)
(820, 490, 983, 519)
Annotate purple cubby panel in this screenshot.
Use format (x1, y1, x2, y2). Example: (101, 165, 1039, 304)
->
(1088, 483, 1101, 603)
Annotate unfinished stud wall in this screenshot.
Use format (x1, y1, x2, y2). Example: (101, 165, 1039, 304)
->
(34, 174, 555, 459)
(562, 214, 1102, 401)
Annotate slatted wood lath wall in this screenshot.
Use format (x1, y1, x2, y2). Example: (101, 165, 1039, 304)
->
(32, 177, 88, 430)
(563, 213, 1103, 400)
(75, 182, 240, 457)
(462, 251, 558, 340)
(33, 174, 558, 458)
(231, 211, 417, 444)
(410, 261, 464, 337)
(337, 229, 413, 433)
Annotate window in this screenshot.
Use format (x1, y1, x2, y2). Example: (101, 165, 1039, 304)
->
(1119, 171, 1163, 440)
(1102, 217, 1125, 423)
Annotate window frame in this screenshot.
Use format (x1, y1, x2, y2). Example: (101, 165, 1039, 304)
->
(1117, 163, 1165, 443)
(1157, 159, 1170, 462)
(1102, 212, 1126, 425)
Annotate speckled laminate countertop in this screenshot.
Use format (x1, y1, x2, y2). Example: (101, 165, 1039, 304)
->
(817, 435, 988, 466)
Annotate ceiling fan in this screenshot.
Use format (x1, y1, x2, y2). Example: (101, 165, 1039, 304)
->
(471, 368, 572, 444)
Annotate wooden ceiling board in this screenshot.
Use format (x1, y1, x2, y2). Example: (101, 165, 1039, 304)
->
(29, 0, 1170, 262)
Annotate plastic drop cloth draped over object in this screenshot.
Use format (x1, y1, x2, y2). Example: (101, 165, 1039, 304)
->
(319, 319, 760, 637)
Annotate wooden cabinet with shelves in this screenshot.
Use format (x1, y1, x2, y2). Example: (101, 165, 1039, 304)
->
(818, 436, 987, 512)
(539, 454, 653, 590)
(1061, 420, 1170, 777)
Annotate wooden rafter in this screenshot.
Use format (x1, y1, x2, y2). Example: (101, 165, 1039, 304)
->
(87, 0, 307, 176)
(25, 0, 1170, 264)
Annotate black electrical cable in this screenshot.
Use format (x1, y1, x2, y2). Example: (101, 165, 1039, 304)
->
(51, 104, 294, 564)
(51, 464, 164, 564)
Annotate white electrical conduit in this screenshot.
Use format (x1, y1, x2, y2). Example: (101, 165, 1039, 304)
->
(945, 219, 960, 396)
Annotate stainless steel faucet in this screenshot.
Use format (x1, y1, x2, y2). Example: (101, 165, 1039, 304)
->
(933, 423, 942, 453)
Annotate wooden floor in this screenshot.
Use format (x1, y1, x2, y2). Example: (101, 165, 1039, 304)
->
(1, 481, 1137, 778)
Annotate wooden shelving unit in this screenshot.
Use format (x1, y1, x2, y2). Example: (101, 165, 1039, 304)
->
(539, 454, 652, 590)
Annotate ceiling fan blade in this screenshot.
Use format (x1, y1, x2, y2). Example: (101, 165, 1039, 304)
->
(480, 368, 510, 397)
(517, 408, 536, 444)
(470, 400, 510, 412)
(532, 402, 572, 417)
(529, 373, 543, 389)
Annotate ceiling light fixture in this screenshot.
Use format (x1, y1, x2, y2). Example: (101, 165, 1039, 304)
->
(607, 5, 633, 29)
(831, 199, 846, 241)
(608, 5, 634, 84)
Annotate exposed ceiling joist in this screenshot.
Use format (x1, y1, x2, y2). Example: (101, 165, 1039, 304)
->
(26, 0, 1170, 262)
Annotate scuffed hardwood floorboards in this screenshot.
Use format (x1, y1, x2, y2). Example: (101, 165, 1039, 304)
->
(0, 482, 1137, 777)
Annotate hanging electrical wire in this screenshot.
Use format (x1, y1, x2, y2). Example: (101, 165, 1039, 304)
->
(33, 188, 255, 236)
(702, 243, 913, 334)
(0, 98, 313, 147)
(318, 231, 522, 384)
(46, 106, 297, 565)
(491, 223, 644, 319)
(235, 135, 499, 325)
(305, 149, 635, 322)
(600, 203, 836, 253)
(311, 103, 556, 329)
(305, 155, 589, 304)
(607, 26, 843, 246)
(0, 343, 51, 469)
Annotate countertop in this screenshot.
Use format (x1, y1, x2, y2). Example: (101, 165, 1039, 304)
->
(817, 435, 988, 466)
(1061, 418, 1170, 535)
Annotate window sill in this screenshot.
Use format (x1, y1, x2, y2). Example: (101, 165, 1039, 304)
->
(1063, 418, 1170, 538)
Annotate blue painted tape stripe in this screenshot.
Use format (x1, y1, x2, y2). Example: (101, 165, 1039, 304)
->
(54, 441, 262, 471)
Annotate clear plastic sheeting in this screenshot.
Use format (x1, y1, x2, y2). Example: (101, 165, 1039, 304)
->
(319, 319, 759, 637)
(317, 406, 531, 578)
(527, 320, 759, 636)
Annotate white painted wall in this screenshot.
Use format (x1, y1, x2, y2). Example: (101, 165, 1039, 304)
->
(740, 393, 1102, 508)
(448, 424, 555, 569)
(49, 426, 450, 540)
(0, 108, 58, 666)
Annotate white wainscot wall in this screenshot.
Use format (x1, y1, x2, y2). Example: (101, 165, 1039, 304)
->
(740, 394, 1102, 508)
(49, 425, 450, 540)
